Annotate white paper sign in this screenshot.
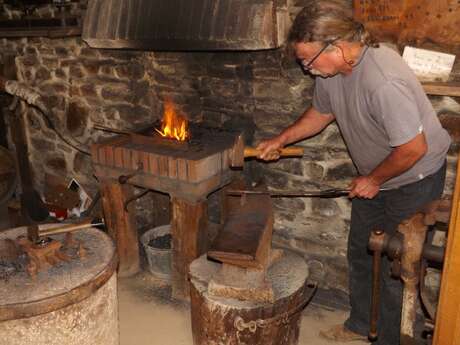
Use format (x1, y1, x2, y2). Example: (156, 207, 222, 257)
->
(402, 46, 456, 82)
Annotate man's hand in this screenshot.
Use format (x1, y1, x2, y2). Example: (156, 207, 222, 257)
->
(256, 137, 285, 161)
(349, 176, 380, 199)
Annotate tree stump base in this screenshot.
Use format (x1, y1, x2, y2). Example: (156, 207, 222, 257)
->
(189, 250, 314, 345)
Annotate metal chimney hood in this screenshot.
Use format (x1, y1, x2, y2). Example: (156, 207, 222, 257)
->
(82, 0, 288, 51)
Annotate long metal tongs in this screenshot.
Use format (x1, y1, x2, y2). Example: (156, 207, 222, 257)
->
(226, 188, 351, 198)
(226, 187, 388, 198)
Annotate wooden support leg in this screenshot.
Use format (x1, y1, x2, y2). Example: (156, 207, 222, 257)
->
(171, 197, 208, 300)
(100, 179, 140, 277)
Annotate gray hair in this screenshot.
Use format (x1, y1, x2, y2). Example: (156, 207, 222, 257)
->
(288, 0, 378, 47)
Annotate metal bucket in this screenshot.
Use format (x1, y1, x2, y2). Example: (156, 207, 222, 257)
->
(140, 224, 172, 280)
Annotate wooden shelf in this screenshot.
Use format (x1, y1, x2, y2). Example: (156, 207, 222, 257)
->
(422, 82, 460, 97)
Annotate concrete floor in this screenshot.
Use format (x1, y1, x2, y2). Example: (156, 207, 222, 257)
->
(118, 272, 368, 345)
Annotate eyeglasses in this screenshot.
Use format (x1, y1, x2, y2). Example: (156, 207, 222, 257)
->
(298, 42, 331, 71)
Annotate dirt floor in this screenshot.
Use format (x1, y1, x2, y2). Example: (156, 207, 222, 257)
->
(118, 272, 368, 345)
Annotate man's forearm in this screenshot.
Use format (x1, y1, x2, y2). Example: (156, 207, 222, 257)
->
(278, 107, 335, 146)
(368, 133, 428, 185)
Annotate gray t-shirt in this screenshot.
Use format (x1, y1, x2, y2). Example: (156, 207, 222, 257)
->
(312, 45, 451, 189)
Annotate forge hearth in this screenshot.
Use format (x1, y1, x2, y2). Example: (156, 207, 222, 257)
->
(92, 124, 239, 200)
(91, 123, 241, 298)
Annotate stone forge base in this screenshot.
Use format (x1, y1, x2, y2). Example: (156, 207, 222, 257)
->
(189, 251, 314, 345)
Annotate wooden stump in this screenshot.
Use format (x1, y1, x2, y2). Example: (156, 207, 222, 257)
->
(189, 251, 314, 345)
(0, 226, 118, 345)
(171, 197, 208, 300)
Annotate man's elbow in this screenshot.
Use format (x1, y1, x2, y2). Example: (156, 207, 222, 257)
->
(410, 133, 428, 162)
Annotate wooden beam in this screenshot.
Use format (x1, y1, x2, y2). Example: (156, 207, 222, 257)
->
(100, 179, 140, 277)
(433, 152, 460, 344)
(422, 82, 460, 97)
(170, 197, 208, 300)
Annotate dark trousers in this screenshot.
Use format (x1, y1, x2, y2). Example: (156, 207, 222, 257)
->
(344, 162, 446, 345)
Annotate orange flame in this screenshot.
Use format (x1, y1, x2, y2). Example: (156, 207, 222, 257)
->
(155, 100, 189, 141)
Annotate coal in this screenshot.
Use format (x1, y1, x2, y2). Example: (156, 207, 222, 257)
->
(148, 234, 172, 250)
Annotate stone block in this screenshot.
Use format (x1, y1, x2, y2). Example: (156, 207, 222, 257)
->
(324, 161, 356, 182)
(106, 104, 151, 124)
(236, 64, 254, 80)
(35, 66, 51, 82)
(99, 49, 138, 60)
(132, 80, 150, 102)
(260, 168, 290, 189)
(201, 110, 227, 127)
(38, 47, 55, 56)
(54, 46, 69, 58)
(301, 160, 325, 181)
(80, 83, 99, 98)
(46, 156, 67, 173)
(201, 77, 240, 98)
(60, 58, 79, 68)
(311, 198, 342, 218)
(114, 63, 145, 80)
(253, 110, 295, 132)
(99, 65, 115, 77)
(439, 112, 460, 146)
(80, 47, 100, 58)
(73, 151, 92, 174)
(81, 59, 101, 74)
(273, 197, 306, 212)
(69, 65, 85, 79)
(253, 80, 293, 101)
(42, 57, 59, 69)
(41, 95, 60, 110)
(31, 137, 55, 151)
(270, 159, 304, 176)
(252, 67, 282, 79)
(25, 46, 38, 55)
(18, 55, 39, 67)
(101, 83, 132, 102)
(67, 101, 89, 137)
(41, 82, 69, 95)
(206, 64, 237, 79)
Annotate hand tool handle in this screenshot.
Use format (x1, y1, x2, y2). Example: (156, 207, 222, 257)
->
(369, 229, 384, 341)
(244, 146, 304, 158)
(39, 218, 104, 237)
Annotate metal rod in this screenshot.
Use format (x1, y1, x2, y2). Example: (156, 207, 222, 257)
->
(369, 248, 382, 341)
(227, 187, 390, 198)
(93, 123, 131, 135)
(226, 188, 351, 198)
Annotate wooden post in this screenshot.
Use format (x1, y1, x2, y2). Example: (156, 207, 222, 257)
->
(170, 197, 208, 300)
(100, 179, 140, 277)
(433, 154, 460, 345)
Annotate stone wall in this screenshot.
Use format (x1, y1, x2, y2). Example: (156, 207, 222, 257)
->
(0, 1, 459, 295)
